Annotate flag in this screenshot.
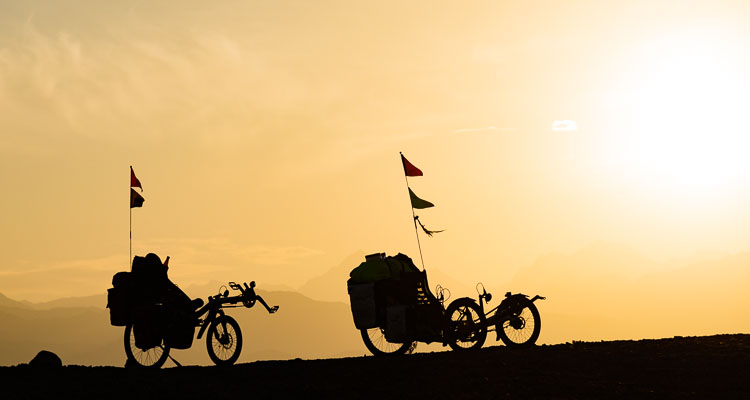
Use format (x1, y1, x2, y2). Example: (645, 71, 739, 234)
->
(130, 188, 145, 208)
(416, 216, 444, 237)
(401, 153, 423, 177)
(409, 188, 434, 209)
(131, 166, 143, 191)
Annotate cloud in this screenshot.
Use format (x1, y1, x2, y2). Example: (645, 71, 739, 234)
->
(0, 254, 127, 302)
(552, 120, 577, 131)
(0, 19, 325, 149)
(237, 246, 325, 265)
(0, 239, 325, 302)
(136, 237, 324, 266)
(454, 126, 515, 134)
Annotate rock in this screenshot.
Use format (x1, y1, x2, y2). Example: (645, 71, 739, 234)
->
(29, 350, 62, 368)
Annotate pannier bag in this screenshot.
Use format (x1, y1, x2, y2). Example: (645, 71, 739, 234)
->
(134, 305, 165, 350)
(107, 288, 130, 326)
(347, 283, 377, 329)
(384, 305, 411, 342)
(164, 315, 196, 349)
(107, 271, 134, 326)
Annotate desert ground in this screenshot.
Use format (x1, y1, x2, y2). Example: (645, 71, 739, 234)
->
(1, 334, 747, 399)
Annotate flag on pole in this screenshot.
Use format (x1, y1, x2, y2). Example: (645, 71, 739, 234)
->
(416, 216, 444, 237)
(409, 187, 434, 209)
(401, 154, 423, 177)
(131, 166, 143, 191)
(130, 188, 145, 208)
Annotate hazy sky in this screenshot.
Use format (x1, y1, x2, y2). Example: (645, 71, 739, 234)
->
(2, 1, 750, 301)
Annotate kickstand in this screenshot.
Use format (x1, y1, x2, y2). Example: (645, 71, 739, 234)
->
(168, 353, 182, 367)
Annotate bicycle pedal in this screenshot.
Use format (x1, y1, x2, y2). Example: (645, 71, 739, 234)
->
(270, 305, 279, 313)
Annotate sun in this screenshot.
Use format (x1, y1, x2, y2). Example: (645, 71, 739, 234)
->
(599, 29, 750, 199)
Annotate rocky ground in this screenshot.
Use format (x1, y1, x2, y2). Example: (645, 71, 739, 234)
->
(1, 334, 748, 399)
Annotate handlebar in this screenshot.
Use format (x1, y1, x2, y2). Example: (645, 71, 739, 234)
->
(205, 281, 277, 314)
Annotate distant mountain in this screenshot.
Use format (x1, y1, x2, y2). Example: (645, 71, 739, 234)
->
(33, 294, 107, 310)
(297, 251, 364, 302)
(0, 288, 365, 366)
(4, 242, 748, 366)
(0, 298, 119, 366)
(0, 292, 32, 309)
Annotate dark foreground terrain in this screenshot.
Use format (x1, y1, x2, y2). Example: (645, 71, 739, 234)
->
(2, 334, 748, 399)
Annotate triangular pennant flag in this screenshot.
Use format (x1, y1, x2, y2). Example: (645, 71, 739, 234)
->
(130, 188, 145, 208)
(401, 153, 423, 177)
(131, 166, 143, 191)
(409, 187, 434, 209)
(416, 216, 444, 237)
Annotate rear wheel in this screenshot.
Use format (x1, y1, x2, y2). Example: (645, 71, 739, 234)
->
(445, 298, 487, 351)
(124, 324, 170, 369)
(360, 328, 414, 356)
(497, 300, 541, 346)
(206, 315, 243, 365)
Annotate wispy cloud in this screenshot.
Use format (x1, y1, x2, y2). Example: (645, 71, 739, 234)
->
(0, 254, 127, 302)
(237, 245, 324, 265)
(0, 239, 325, 302)
(0, 19, 327, 151)
(552, 120, 578, 131)
(137, 237, 324, 266)
(454, 126, 515, 134)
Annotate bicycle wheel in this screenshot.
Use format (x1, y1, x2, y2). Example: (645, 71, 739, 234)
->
(360, 328, 414, 356)
(124, 323, 170, 369)
(206, 315, 243, 365)
(445, 298, 487, 351)
(497, 300, 541, 346)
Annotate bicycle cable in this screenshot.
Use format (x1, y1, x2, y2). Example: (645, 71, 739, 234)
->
(435, 284, 451, 304)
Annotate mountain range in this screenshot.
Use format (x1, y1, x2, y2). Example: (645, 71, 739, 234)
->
(1, 242, 748, 366)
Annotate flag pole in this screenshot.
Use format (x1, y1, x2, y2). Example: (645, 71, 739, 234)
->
(129, 166, 133, 269)
(401, 153, 426, 271)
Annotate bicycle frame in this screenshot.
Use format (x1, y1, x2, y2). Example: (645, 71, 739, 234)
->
(476, 289, 545, 338)
(194, 282, 260, 339)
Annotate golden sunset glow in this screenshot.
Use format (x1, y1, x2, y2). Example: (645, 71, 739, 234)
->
(1, 1, 750, 365)
(598, 28, 750, 199)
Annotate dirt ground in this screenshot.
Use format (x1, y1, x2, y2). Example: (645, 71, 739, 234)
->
(2, 334, 748, 399)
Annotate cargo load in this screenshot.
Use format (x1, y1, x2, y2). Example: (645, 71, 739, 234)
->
(347, 252, 443, 342)
(107, 253, 194, 330)
(348, 252, 420, 284)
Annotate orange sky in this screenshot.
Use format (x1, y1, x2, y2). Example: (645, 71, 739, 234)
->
(2, 1, 750, 302)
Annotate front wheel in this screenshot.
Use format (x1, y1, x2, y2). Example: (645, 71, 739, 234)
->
(206, 315, 243, 365)
(497, 300, 541, 346)
(124, 323, 170, 369)
(445, 298, 487, 351)
(360, 328, 414, 356)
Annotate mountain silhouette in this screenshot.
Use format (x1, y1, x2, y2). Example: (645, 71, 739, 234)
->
(0, 292, 33, 309)
(0, 288, 364, 366)
(297, 251, 365, 302)
(3, 243, 748, 366)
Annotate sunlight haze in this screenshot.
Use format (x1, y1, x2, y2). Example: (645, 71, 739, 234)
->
(1, 1, 749, 364)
